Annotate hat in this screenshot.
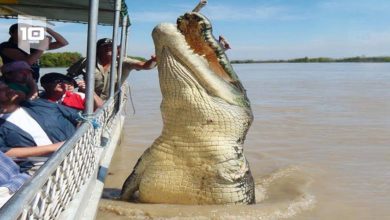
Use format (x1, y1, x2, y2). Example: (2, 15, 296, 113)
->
(97, 38, 112, 47)
(40, 72, 77, 87)
(1, 61, 32, 74)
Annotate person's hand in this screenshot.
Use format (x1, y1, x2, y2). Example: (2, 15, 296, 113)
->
(37, 36, 50, 51)
(145, 55, 157, 69)
(76, 80, 86, 92)
(51, 141, 65, 152)
(46, 35, 53, 43)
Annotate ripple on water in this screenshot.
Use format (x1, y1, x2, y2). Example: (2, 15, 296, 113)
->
(98, 166, 315, 220)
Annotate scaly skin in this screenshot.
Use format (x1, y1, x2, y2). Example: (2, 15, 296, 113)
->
(121, 12, 255, 204)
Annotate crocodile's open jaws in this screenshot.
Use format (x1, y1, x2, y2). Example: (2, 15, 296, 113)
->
(121, 11, 255, 205)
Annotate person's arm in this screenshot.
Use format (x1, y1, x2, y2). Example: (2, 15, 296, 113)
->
(76, 80, 104, 109)
(4, 142, 64, 158)
(120, 55, 157, 84)
(1, 48, 43, 65)
(46, 27, 69, 50)
(1, 37, 49, 65)
(132, 55, 157, 70)
(93, 93, 104, 110)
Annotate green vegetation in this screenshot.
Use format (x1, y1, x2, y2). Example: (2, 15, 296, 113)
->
(232, 56, 390, 64)
(129, 56, 147, 61)
(2, 53, 389, 67)
(40, 52, 82, 67)
(40, 53, 147, 67)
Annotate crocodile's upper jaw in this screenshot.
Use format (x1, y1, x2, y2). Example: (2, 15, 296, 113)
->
(152, 12, 251, 109)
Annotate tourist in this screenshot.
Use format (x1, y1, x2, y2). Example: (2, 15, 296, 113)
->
(0, 23, 68, 81)
(0, 81, 80, 171)
(0, 61, 38, 100)
(67, 38, 157, 100)
(40, 72, 103, 110)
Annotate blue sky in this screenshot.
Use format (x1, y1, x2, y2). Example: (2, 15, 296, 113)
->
(1, 0, 390, 60)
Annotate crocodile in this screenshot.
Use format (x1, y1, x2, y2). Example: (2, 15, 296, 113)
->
(121, 11, 255, 205)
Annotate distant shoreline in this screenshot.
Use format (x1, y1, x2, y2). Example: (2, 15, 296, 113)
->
(231, 56, 390, 64)
(2, 54, 389, 67)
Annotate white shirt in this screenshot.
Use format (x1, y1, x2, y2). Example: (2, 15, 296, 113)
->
(0, 108, 53, 146)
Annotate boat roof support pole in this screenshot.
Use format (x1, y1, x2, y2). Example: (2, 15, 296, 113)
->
(109, 0, 122, 99)
(124, 17, 129, 59)
(124, 21, 129, 60)
(84, 0, 100, 115)
(116, 16, 128, 109)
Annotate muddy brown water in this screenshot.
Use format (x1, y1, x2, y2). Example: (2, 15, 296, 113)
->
(88, 63, 389, 219)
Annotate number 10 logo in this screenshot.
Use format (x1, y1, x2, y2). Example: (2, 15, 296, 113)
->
(20, 27, 45, 41)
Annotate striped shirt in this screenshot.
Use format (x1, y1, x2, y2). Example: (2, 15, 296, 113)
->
(0, 151, 30, 193)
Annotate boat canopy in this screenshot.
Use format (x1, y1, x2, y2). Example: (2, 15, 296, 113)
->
(0, 0, 130, 26)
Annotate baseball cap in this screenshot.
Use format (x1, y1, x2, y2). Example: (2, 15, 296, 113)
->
(40, 72, 77, 87)
(97, 38, 112, 47)
(1, 61, 32, 74)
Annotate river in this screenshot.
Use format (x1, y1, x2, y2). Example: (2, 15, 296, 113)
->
(44, 63, 390, 219)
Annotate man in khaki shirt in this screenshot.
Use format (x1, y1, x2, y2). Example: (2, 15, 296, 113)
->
(67, 38, 157, 100)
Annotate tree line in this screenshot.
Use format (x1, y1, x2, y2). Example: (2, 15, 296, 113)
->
(2, 53, 389, 67)
(40, 52, 82, 67)
(0, 52, 82, 67)
(232, 56, 390, 64)
(39, 53, 148, 67)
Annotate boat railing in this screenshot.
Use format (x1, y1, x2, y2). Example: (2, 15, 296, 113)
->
(0, 84, 128, 220)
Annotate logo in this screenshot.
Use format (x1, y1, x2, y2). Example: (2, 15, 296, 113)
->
(17, 15, 48, 53)
(20, 26, 45, 41)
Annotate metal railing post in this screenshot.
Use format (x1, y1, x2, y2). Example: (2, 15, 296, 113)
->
(84, 0, 100, 115)
(117, 16, 128, 110)
(124, 17, 129, 60)
(109, 0, 122, 99)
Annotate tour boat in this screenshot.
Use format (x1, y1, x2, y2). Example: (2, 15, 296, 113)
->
(0, 1, 129, 219)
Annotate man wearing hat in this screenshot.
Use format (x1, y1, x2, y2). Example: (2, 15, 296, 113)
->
(0, 61, 38, 100)
(0, 81, 80, 171)
(40, 72, 103, 111)
(67, 38, 157, 100)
